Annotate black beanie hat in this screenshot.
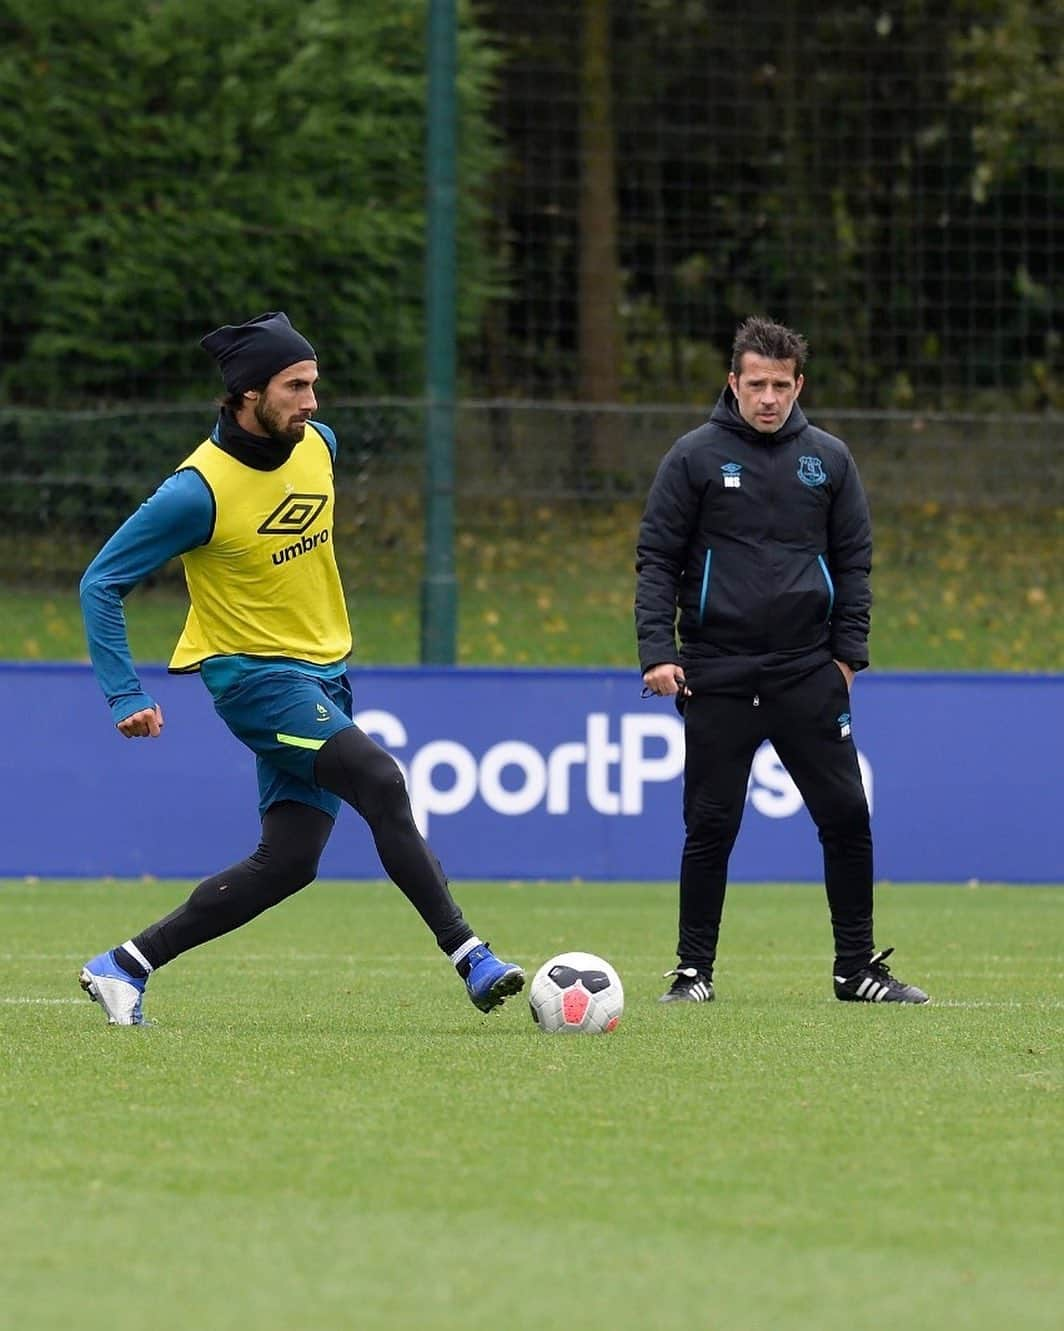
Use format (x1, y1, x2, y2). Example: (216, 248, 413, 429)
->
(200, 311, 316, 395)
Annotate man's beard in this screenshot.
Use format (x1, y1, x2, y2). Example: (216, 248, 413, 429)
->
(254, 397, 307, 445)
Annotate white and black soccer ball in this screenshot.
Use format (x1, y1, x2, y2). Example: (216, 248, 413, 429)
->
(528, 951, 623, 1034)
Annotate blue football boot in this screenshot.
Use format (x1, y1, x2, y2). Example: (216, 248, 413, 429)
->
(78, 951, 149, 1026)
(463, 944, 525, 1013)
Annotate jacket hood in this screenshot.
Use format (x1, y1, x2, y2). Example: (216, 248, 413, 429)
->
(708, 385, 808, 445)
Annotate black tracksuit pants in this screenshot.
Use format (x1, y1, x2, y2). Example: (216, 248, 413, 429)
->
(678, 659, 874, 978)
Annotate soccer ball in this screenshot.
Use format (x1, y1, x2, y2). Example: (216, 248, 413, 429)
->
(528, 951, 623, 1034)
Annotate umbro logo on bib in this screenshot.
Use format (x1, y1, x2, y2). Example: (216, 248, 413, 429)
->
(258, 494, 327, 536)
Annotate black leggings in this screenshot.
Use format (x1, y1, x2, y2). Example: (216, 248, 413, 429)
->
(132, 800, 332, 968)
(313, 724, 469, 952)
(132, 726, 471, 969)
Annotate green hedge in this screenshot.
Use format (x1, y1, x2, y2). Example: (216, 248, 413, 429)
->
(0, 0, 499, 404)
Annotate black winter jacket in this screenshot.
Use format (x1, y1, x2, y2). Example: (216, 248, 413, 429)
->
(635, 388, 872, 691)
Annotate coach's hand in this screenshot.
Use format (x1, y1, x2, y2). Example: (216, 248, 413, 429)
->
(642, 663, 690, 697)
(117, 705, 165, 738)
(834, 661, 855, 690)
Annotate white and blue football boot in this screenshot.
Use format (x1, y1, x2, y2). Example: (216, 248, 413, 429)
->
(78, 951, 149, 1026)
(463, 944, 525, 1013)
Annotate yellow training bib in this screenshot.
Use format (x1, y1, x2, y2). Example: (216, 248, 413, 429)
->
(168, 422, 352, 671)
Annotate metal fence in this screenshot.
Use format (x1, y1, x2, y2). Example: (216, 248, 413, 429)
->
(6, 398, 1061, 586)
(2, 1, 1061, 651)
(475, 0, 1063, 411)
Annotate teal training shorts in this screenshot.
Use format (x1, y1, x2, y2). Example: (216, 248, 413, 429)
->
(208, 665, 355, 818)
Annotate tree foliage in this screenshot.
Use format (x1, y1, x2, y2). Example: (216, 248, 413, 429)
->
(0, 0, 500, 403)
(478, 0, 1062, 409)
(0, 0, 1059, 411)
(952, 0, 1064, 192)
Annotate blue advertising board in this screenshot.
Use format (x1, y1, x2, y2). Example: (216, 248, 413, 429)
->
(1, 664, 1060, 882)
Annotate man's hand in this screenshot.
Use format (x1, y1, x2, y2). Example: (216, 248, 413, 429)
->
(834, 661, 855, 689)
(642, 663, 689, 697)
(117, 705, 164, 739)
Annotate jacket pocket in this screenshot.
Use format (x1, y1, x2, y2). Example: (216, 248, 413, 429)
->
(767, 554, 834, 646)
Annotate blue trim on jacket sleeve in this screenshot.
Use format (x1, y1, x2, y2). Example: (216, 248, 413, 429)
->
(80, 470, 213, 724)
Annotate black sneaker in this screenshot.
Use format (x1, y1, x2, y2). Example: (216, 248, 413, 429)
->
(833, 948, 930, 1004)
(659, 967, 714, 1003)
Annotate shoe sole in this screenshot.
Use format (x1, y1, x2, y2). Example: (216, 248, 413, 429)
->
(834, 989, 931, 1004)
(472, 967, 525, 1013)
(659, 992, 715, 1003)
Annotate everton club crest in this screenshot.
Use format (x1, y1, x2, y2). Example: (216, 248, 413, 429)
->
(797, 455, 827, 487)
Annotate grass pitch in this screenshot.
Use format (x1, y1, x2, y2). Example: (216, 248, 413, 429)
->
(1, 879, 1060, 1331)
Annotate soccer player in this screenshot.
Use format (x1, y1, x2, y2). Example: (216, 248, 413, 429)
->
(78, 312, 524, 1025)
(636, 316, 929, 1005)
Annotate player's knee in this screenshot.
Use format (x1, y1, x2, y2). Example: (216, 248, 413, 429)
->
(251, 841, 322, 893)
(273, 847, 322, 890)
(354, 752, 410, 826)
